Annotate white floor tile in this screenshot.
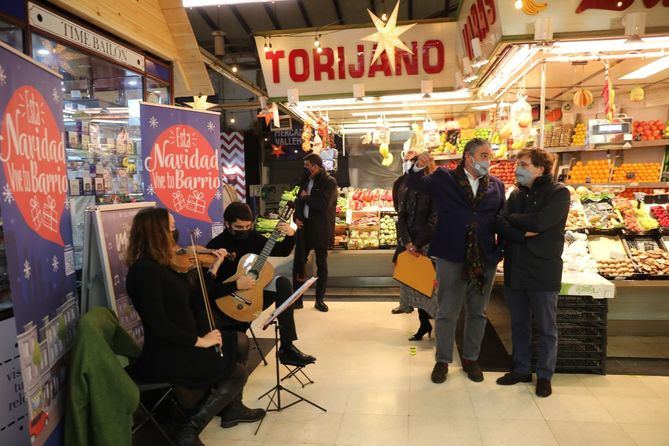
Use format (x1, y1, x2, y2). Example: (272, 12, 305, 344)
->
(548, 421, 636, 446)
(408, 415, 482, 446)
(595, 396, 669, 424)
(534, 394, 615, 422)
(336, 413, 408, 446)
(262, 411, 343, 444)
(620, 423, 669, 446)
(478, 419, 558, 446)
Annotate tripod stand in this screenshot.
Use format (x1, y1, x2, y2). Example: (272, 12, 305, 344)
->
(255, 321, 326, 434)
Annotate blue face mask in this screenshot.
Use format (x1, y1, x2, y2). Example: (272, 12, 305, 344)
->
(472, 159, 490, 177)
(515, 166, 535, 186)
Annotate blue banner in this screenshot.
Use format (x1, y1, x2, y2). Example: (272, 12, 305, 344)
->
(0, 42, 78, 446)
(140, 103, 224, 243)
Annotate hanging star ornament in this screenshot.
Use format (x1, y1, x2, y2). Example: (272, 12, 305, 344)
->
(257, 109, 273, 126)
(361, 1, 416, 68)
(271, 144, 285, 159)
(185, 95, 218, 111)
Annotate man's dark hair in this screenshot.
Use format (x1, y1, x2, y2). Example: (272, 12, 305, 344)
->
(516, 147, 556, 175)
(224, 201, 254, 223)
(303, 153, 324, 168)
(463, 138, 490, 157)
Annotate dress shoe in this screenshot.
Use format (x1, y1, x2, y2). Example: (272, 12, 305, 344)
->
(536, 379, 552, 398)
(431, 362, 448, 384)
(279, 344, 315, 366)
(461, 359, 484, 382)
(315, 300, 329, 312)
(294, 298, 304, 309)
(409, 322, 432, 341)
(219, 393, 265, 428)
(391, 305, 413, 314)
(496, 371, 532, 386)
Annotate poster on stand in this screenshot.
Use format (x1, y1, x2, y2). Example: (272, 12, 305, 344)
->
(0, 317, 28, 446)
(0, 41, 78, 446)
(80, 202, 156, 345)
(140, 103, 224, 244)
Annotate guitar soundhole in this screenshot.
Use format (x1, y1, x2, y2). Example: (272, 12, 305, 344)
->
(237, 304, 243, 310)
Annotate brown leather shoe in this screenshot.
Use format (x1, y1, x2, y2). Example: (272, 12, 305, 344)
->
(536, 379, 552, 398)
(431, 362, 448, 384)
(462, 359, 484, 382)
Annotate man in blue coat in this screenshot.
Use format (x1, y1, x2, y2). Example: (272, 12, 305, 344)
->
(408, 138, 505, 384)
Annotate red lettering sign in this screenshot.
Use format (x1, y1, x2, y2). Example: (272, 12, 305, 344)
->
(266, 50, 285, 83)
(460, 0, 497, 59)
(289, 49, 310, 82)
(422, 40, 445, 74)
(313, 48, 335, 81)
(395, 42, 419, 76)
(348, 45, 366, 78)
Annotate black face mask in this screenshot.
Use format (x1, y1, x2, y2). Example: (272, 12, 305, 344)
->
(231, 229, 251, 241)
(303, 167, 312, 179)
(172, 229, 179, 244)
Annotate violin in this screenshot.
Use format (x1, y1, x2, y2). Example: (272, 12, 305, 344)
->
(170, 245, 234, 274)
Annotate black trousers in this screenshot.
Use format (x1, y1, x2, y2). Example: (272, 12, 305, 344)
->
(292, 225, 328, 301)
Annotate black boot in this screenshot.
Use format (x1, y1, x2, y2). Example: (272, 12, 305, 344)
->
(175, 370, 245, 446)
(409, 309, 433, 341)
(219, 392, 266, 428)
(315, 299, 329, 312)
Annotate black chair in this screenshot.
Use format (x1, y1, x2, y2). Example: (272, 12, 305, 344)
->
(127, 366, 176, 446)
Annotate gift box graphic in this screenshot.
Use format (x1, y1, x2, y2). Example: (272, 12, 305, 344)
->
(42, 195, 58, 232)
(30, 196, 43, 230)
(172, 190, 186, 211)
(186, 191, 206, 215)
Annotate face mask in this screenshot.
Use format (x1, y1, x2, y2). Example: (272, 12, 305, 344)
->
(232, 229, 251, 241)
(171, 229, 179, 244)
(403, 160, 414, 173)
(471, 158, 490, 176)
(515, 166, 535, 187)
(303, 167, 312, 178)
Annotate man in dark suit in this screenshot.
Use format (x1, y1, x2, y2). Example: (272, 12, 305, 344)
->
(495, 148, 570, 398)
(293, 154, 338, 312)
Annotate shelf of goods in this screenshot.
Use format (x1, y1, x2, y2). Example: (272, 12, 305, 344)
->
(65, 117, 144, 205)
(340, 187, 397, 251)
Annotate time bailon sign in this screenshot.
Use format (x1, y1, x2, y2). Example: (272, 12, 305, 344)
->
(255, 21, 457, 99)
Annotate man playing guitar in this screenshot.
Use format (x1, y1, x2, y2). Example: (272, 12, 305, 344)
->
(206, 202, 316, 368)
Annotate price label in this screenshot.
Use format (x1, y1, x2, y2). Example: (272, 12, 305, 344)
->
(585, 177, 592, 184)
(626, 172, 636, 180)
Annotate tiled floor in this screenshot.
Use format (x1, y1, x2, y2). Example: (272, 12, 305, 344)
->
(200, 302, 669, 446)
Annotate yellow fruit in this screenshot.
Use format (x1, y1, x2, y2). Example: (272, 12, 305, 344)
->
(573, 89, 594, 108)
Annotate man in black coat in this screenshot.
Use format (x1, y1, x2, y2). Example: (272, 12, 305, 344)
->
(293, 153, 338, 312)
(495, 148, 570, 398)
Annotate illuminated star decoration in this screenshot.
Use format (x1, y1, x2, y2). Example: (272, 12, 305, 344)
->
(361, 0, 416, 68)
(185, 95, 218, 111)
(271, 144, 285, 159)
(257, 109, 273, 126)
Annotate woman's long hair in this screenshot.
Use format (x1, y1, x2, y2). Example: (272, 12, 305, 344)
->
(125, 207, 174, 266)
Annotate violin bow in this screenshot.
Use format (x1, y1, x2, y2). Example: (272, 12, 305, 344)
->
(189, 231, 223, 357)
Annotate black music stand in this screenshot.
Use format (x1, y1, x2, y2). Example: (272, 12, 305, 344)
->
(255, 277, 326, 434)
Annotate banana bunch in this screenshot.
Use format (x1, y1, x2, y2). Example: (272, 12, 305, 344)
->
(380, 143, 394, 166)
(522, 0, 547, 15)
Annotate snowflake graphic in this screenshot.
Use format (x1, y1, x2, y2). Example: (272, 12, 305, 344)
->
(206, 121, 215, 132)
(52, 87, 59, 102)
(146, 185, 155, 196)
(52, 256, 59, 272)
(214, 189, 222, 200)
(2, 184, 14, 204)
(23, 260, 31, 280)
(64, 198, 70, 210)
(149, 116, 159, 128)
(0, 64, 6, 86)
(193, 227, 202, 239)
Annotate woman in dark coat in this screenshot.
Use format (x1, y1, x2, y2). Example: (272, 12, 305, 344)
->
(126, 207, 258, 446)
(393, 151, 438, 340)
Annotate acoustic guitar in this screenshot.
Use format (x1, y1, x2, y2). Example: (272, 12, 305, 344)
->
(215, 202, 295, 322)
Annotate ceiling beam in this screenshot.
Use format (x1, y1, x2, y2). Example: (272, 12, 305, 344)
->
(408, 0, 414, 20)
(230, 5, 252, 37)
(296, 0, 312, 28)
(332, 0, 344, 25)
(427, 4, 458, 19)
(263, 3, 281, 29)
(196, 9, 218, 31)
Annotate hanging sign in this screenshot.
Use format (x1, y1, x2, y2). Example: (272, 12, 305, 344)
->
(458, 0, 502, 60)
(140, 103, 224, 243)
(255, 21, 457, 98)
(0, 41, 78, 446)
(28, 2, 145, 71)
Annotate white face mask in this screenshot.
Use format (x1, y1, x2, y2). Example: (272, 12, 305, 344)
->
(403, 160, 414, 173)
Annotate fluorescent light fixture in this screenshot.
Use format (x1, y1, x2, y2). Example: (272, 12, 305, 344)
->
(342, 126, 411, 134)
(471, 103, 504, 110)
(357, 117, 422, 123)
(472, 58, 489, 69)
(464, 74, 478, 83)
(183, 0, 289, 6)
(297, 90, 471, 110)
(298, 100, 490, 112)
(345, 122, 410, 128)
(128, 79, 138, 86)
(37, 48, 50, 56)
(620, 56, 669, 79)
(549, 36, 669, 55)
(351, 110, 427, 116)
(479, 44, 539, 97)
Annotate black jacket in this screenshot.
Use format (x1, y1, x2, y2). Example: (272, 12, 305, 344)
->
(392, 174, 437, 262)
(295, 170, 338, 248)
(496, 174, 570, 291)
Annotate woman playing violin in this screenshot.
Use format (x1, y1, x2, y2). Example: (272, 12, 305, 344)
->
(125, 207, 264, 446)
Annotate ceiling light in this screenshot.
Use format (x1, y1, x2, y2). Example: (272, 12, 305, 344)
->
(351, 110, 427, 116)
(479, 44, 539, 97)
(344, 122, 410, 128)
(381, 13, 388, 21)
(620, 55, 669, 79)
(357, 117, 421, 123)
(514, 0, 523, 9)
(314, 35, 320, 47)
(128, 79, 138, 86)
(37, 48, 50, 56)
(342, 126, 410, 134)
(464, 74, 478, 83)
(316, 47, 323, 54)
(232, 65, 238, 73)
(230, 117, 236, 123)
(183, 0, 290, 6)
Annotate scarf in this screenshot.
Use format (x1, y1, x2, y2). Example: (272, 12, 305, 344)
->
(454, 162, 489, 293)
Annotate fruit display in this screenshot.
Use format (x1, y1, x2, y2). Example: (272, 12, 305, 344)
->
(349, 188, 393, 210)
(567, 160, 611, 184)
(379, 214, 398, 247)
(519, 0, 547, 15)
(582, 200, 624, 232)
(348, 229, 379, 250)
(650, 205, 669, 229)
(566, 203, 588, 231)
(336, 195, 348, 215)
(613, 198, 659, 233)
(632, 120, 666, 141)
(544, 124, 574, 148)
(629, 248, 669, 276)
(457, 129, 476, 153)
(597, 258, 636, 278)
(571, 122, 587, 146)
(489, 160, 516, 185)
(279, 186, 299, 210)
(350, 212, 379, 227)
(562, 232, 598, 274)
(474, 127, 492, 141)
(611, 163, 661, 183)
(334, 234, 348, 247)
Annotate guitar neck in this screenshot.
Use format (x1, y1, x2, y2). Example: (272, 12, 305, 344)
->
(251, 220, 288, 272)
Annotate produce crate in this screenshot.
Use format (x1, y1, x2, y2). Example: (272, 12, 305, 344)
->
(531, 295, 608, 375)
(379, 211, 398, 249)
(622, 236, 669, 278)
